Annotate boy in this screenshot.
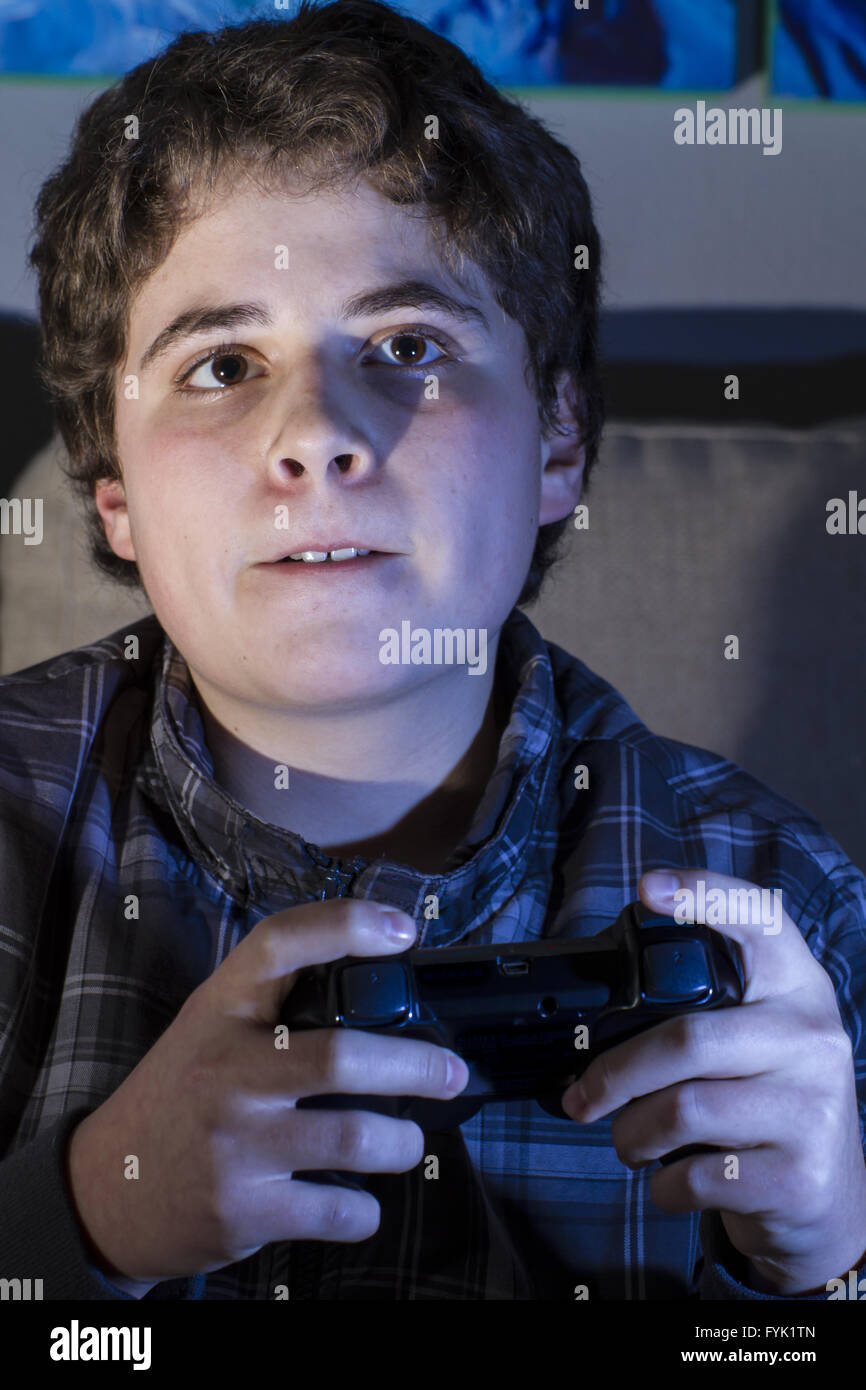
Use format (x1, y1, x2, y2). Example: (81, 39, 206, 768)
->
(2, 0, 865, 1301)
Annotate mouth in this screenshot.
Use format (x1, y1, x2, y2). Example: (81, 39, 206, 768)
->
(278, 545, 376, 564)
(259, 545, 395, 576)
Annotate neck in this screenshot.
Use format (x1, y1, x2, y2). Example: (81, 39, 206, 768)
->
(190, 641, 509, 875)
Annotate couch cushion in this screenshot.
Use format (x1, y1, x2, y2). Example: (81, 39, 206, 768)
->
(0, 432, 151, 674)
(528, 417, 866, 870)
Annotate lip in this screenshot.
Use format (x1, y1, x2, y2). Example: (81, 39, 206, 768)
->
(256, 552, 395, 577)
(263, 541, 392, 563)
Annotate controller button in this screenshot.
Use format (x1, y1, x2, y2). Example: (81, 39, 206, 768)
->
(340, 963, 412, 1026)
(641, 941, 712, 1004)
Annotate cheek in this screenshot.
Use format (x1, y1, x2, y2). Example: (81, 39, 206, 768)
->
(123, 426, 223, 532)
(120, 446, 230, 604)
(449, 425, 540, 546)
(435, 458, 539, 615)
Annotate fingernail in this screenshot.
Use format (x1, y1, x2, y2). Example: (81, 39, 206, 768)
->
(381, 910, 416, 942)
(644, 871, 681, 902)
(446, 1053, 469, 1093)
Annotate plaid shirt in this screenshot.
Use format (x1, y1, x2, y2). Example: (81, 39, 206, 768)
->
(1, 607, 865, 1301)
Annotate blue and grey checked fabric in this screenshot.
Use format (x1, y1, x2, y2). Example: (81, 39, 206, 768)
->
(1, 606, 864, 1300)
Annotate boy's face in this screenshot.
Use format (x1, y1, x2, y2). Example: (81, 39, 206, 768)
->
(99, 173, 583, 716)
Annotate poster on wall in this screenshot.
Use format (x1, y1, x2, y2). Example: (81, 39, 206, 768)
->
(770, 0, 866, 100)
(0, 0, 748, 89)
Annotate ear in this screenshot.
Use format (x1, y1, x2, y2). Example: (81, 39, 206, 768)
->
(94, 476, 137, 562)
(538, 369, 587, 527)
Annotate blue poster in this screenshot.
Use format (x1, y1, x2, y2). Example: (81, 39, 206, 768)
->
(772, 0, 866, 100)
(0, 0, 740, 88)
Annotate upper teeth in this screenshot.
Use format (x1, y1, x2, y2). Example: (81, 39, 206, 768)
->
(287, 547, 372, 562)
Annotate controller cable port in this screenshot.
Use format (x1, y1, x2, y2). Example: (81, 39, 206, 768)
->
(498, 958, 530, 976)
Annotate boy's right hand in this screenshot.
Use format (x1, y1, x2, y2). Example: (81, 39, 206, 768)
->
(65, 898, 468, 1296)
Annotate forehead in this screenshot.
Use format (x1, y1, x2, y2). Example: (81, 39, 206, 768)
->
(127, 169, 496, 332)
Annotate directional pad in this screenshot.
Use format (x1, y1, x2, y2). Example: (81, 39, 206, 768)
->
(339, 962, 412, 1026)
(641, 940, 711, 1005)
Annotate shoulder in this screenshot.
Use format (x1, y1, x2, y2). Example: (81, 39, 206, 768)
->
(0, 612, 164, 704)
(543, 631, 860, 903)
(0, 614, 165, 797)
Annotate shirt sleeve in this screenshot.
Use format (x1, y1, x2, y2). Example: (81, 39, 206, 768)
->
(0, 1104, 204, 1300)
(698, 1210, 866, 1300)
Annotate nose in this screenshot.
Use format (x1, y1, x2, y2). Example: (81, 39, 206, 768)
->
(266, 365, 377, 487)
(278, 452, 356, 480)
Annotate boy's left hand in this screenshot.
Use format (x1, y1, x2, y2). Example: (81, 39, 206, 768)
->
(560, 868, 866, 1295)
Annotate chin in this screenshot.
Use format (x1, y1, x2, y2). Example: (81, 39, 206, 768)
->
(256, 663, 411, 707)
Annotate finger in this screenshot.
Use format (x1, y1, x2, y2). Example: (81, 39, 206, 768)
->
(207, 897, 417, 1024)
(261, 1106, 425, 1174)
(646, 1147, 782, 1216)
(289, 1026, 467, 1101)
(266, 1178, 383, 1244)
(564, 998, 806, 1122)
(610, 1077, 802, 1169)
(639, 867, 825, 1000)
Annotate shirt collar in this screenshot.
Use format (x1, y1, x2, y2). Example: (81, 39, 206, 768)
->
(142, 607, 563, 945)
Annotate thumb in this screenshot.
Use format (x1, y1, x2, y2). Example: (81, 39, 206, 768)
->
(206, 897, 417, 1025)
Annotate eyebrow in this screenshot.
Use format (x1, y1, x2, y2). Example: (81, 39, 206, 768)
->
(137, 278, 491, 374)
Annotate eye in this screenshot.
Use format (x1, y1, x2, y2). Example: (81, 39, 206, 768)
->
(179, 348, 266, 392)
(173, 326, 452, 398)
(366, 330, 450, 368)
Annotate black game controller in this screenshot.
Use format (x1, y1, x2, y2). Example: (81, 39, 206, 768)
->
(282, 900, 744, 1134)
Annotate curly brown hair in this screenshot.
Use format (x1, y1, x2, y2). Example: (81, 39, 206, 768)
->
(28, 0, 604, 608)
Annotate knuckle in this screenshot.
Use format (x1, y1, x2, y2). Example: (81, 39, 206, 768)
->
(386, 1119, 425, 1170)
(818, 1023, 854, 1066)
(404, 1121, 426, 1168)
(804, 1162, 835, 1215)
(341, 897, 380, 937)
(790, 1093, 847, 1195)
(210, 1087, 248, 1134)
(777, 1153, 827, 1216)
(335, 1112, 374, 1167)
(316, 1028, 350, 1086)
(422, 1045, 450, 1092)
(668, 1012, 700, 1055)
(257, 922, 286, 975)
(690, 1011, 725, 1064)
(325, 1191, 376, 1240)
(200, 1173, 245, 1257)
(801, 1024, 855, 1087)
(666, 1082, 700, 1135)
(674, 1161, 707, 1208)
(808, 1086, 846, 1137)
